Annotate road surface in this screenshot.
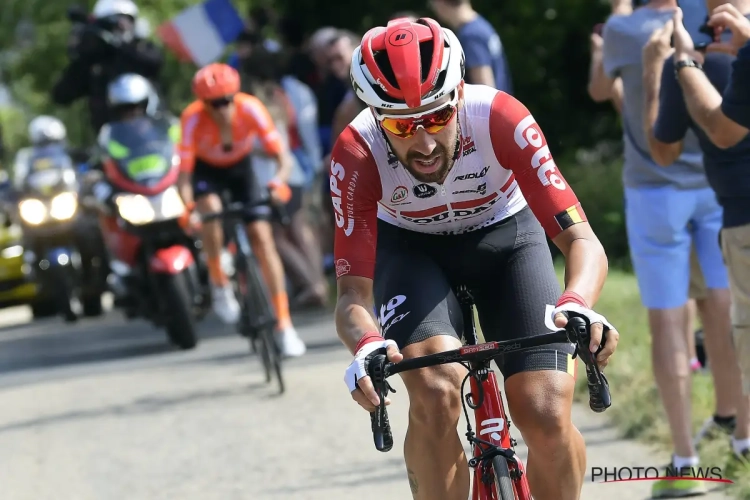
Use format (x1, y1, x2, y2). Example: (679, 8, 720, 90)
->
(0, 305, 730, 499)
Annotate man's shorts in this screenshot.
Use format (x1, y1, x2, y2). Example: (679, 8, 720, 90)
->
(624, 185, 728, 309)
(373, 206, 576, 381)
(193, 155, 271, 223)
(720, 223, 750, 394)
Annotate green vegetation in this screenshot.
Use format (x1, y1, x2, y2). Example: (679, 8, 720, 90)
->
(560, 265, 750, 499)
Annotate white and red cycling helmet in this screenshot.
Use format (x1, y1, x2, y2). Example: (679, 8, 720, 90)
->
(350, 17, 465, 111)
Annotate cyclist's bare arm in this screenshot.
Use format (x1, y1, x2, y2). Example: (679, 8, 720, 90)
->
(335, 276, 379, 354)
(489, 92, 608, 308)
(242, 95, 292, 183)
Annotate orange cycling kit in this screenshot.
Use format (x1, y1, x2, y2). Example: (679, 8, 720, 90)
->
(178, 91, 292, 329)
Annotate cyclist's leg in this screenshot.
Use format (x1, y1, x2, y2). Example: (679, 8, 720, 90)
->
(469, 208, 582, 500)
(236, 156, 304, 355)
(373, 221, 468, 500)
(192, 160, 239, 323)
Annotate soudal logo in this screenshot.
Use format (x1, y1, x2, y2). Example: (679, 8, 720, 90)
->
(402, 195, 500, 225)
(462, 136, 477, 157)
(391, 185, 408, 204)
(454, 166, 490, 181)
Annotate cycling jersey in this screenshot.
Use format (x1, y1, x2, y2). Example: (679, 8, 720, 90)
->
(330, 84, 587, 279)
(178, 93, 283, 173)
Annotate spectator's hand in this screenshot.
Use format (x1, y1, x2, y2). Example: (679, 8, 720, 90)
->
(643, 20, 675, 68)
(673, 8, 704, 63)
(707, 3, 750, 55)
(590, 32, 604, 53)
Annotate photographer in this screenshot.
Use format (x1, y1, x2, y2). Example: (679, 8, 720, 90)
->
(51, 0, 163, 135)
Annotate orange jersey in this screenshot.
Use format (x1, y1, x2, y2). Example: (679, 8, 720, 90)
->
(178, 93, 283, 172)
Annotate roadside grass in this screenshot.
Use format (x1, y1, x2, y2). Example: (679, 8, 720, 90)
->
(556, 263, 750, 499)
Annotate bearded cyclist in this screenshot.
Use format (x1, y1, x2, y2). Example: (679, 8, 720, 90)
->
(177, 63, 306, 357)
(334, 17, 621, 500)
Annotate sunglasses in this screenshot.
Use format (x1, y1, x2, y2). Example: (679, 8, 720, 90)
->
(207, 96, 234, 108)
(376, 92, 458, 139)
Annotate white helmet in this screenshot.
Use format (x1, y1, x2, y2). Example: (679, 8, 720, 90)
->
(28, 116, 67, 145)
(108, 73, 159, 115)
(349, 17, 464, 111)
(92, 0, 138, 20)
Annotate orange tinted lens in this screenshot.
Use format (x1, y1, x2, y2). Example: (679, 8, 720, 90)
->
(381, 105, 456, 138)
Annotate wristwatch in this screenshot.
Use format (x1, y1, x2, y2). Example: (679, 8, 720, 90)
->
(674, 59, 704, 78)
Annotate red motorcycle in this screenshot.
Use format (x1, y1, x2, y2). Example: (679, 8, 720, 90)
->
(89, 115, 210, 349)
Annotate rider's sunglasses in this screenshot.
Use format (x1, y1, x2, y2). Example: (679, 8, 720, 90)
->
(376, 91, 458, 139)
(207, 96, 234, 108)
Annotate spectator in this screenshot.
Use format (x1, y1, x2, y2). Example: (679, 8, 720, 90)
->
(317, 30, 358, 154)
(51, 0, 163, 135)
(644, 5, 750, 471)
(589, 0, 707, 376)
(244, 48, 329, 308)
(428, 0, 512, 92)
(599, 1, 736, 495)
(278, 16, 317, 88)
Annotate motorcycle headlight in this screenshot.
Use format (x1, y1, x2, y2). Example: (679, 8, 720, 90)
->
(0, 245, 23, 259)
(49, 192, 78, 220)
(19, 198, 46, 225)
(115, 194, 156, 225)
(159, 187, 186, 219)
(115, 187, 186, 226)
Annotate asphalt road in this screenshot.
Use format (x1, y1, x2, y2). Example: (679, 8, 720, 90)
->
(0, 304, 731, 500)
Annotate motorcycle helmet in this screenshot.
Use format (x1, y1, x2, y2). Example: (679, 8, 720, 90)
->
(28, 116, 67, 146)
(107, 73, 160, 119)
(92, 0, 138, 20)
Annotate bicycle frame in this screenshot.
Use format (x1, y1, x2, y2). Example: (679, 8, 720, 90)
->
(457, 287, 533, 500)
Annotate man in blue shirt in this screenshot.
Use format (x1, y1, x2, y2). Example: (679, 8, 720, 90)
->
(644, 4, 750, 485)
(428, 0, 513, 93)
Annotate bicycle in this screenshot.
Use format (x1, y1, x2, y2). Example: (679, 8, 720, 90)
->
(366, 285, 612, 500)
(202, 195, 289, 394)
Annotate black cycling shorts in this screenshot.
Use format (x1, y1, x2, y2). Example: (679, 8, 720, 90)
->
(373, 206, 576, 381)
(193, 155, 271, 223)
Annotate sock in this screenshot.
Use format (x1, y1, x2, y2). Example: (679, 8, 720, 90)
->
(207, 256, 228, 286)
(732, 437, 750, 456)
(672, 454, 699, 469)
(272, 291, 292, 330)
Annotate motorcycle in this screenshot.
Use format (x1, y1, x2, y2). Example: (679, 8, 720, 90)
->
(15, 144, 106, 321)
(91, 115, 210, 349)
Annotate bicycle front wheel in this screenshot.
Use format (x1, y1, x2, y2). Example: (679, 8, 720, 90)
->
(491, 456, 516, 500)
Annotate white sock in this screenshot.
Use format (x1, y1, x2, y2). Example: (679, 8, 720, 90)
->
(732, 437, 750, 456)
(673, 454, 699, 469)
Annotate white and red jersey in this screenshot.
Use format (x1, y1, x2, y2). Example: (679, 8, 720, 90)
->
(330, 84, 587, 280)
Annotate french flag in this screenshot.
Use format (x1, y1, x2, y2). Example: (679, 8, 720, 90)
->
(157, 0, 244, 67)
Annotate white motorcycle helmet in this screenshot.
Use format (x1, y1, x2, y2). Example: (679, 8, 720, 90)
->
(92, 0, 138, 20)
(107, 73, 160, 117)
(28, 116, 67, 146)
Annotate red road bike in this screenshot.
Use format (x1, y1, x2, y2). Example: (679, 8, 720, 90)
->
(367, 285, 612, 500)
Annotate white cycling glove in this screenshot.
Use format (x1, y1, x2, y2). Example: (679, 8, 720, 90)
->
(544, 302, 615, 333)
(344, 338, 397, 393)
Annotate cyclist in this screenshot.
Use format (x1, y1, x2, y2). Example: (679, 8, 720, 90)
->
(334, 17, 620, 500)
(177, 63, 306, 358)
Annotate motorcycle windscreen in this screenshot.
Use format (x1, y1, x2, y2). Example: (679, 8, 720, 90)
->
(24, 167, 78, 198)
(104, 117, 177, 188)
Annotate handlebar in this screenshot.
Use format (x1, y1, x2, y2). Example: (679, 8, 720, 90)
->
(366, 311, 611, 452)
(200, 195, 290, 226)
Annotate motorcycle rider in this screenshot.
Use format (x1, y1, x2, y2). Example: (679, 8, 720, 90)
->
(51, 0, 164, 135)
(12, 116, 70, 191)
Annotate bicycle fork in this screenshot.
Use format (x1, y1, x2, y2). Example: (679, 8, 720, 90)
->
(468, 371, 532, 500)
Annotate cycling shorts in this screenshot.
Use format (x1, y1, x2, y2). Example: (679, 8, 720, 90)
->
(192, 155, 271, 223)
(373, 206, 576, 381)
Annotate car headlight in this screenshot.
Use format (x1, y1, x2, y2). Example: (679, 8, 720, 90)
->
(50, 192, 78, 220)
(19, 199, 46, 225)
(115, 194, 156, 225)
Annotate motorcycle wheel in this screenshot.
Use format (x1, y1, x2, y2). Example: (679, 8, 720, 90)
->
(160, 270, 198, 350)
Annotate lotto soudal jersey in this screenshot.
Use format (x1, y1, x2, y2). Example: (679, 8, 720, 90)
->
(330, 84, 587, 280)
